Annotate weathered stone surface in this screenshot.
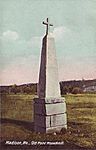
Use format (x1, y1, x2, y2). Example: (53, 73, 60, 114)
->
(34, 113, 67, 133)
(46, 103, 66, 115)
(45, 97, 65, 103)
(37, 36, 46, 98)
(34, 114, 50, 128)
(50, 113, 67, 127)
(34, 103, 46, 115)
(38, 34, 60, 99)
(34, 97, 67, 133)
(46, 125, 67, 133)
(34, 98, 66, 115)
(46, 35, 60, 98)
(34, 125, 67, 134)
(34, 125, 45, 133)
(34, 97, 65, 104)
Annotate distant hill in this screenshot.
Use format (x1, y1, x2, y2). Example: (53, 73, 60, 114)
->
(0, 79, 96, 94)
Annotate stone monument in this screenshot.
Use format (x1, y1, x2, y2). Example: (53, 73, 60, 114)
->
(34, 18, 67, 133)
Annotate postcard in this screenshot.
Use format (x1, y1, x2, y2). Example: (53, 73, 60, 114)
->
(0, 0, 96, 149)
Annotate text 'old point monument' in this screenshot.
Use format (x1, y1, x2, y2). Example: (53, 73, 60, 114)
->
(34, 18, 67, 133)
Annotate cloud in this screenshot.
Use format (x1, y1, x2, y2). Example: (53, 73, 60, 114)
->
(0, 55, 39, 85)
(2, 30, 19, 41)
(53, 26, 70, 41)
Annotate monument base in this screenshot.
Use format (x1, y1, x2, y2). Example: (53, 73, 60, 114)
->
(34, 97, 67, 133)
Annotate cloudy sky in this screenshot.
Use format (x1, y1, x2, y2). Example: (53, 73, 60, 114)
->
(0, 0, 96, 85)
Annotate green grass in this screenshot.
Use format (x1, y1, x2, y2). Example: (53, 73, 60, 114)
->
(1, 94, 35, 121)
(66, 94, 96, 148)
(1, 93, 96, 149)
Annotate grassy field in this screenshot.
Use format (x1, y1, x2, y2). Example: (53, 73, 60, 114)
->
(1, 94, 96, 149)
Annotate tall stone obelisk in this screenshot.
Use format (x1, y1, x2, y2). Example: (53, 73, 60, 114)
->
(34, 18, 67, 133)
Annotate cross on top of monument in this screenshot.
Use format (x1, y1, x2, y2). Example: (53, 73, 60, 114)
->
(43, 18, 53, 35)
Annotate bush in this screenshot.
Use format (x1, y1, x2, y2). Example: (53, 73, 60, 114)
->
(61, 86, 69, 95)
(72, 87, 82, 94)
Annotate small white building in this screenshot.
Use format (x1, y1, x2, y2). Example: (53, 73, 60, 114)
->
(83, 85, 96, 92)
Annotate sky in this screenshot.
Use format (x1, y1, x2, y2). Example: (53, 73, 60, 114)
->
(0, 0, 96, 85)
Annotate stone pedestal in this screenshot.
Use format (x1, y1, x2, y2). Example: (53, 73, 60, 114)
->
(34, 97, 67, 133)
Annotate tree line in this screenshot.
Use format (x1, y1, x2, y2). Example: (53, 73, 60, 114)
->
(0, 83, 37, 94)
(0, 79, 96, 95)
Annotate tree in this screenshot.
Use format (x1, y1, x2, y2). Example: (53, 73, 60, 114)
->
(68, 85, 74, 93)
(11, 84, 20, 94)
(61, 86, 69, 95)
(22, 86, 31, 94)
(72, 87, 82, 94)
